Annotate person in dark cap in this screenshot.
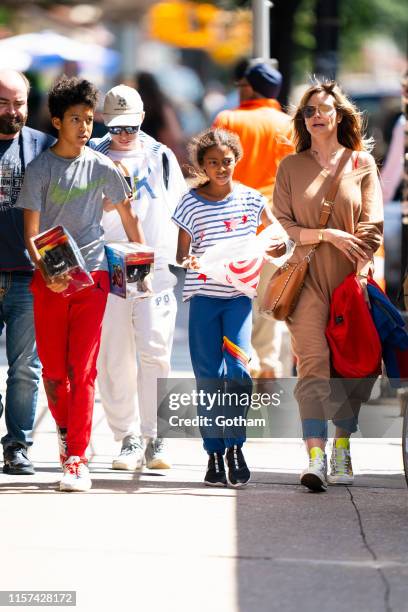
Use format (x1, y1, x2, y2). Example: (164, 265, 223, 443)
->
(244, 61, 283, 100)
(213, 58, 294, 383)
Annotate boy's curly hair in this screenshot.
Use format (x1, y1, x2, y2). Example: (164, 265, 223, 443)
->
(48, 76, 98, 119)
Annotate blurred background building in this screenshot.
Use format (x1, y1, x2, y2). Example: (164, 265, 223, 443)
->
(0, 0, 407, 296)
(0, 1, 405, 148)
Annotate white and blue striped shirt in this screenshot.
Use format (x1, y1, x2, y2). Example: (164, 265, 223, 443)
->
(172, 183, 265, 301)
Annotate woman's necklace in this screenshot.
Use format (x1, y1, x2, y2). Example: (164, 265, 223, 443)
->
(311, 146, 344, 169)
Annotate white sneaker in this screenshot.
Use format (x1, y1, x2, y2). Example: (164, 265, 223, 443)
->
(300, 447, 328, 492)
(144, 437, 171, 469)
(112, 435, 145, 471)
(60, 456, 92, 492)
(327, 438, 354, 485)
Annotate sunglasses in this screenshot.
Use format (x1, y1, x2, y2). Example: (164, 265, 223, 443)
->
(301, 103, 336, 119)
(108, 126, 140, 135)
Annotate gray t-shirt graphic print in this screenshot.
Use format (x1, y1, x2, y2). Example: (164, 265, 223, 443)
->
(0, 137, 23, 212)
(16, 147, 129, 271)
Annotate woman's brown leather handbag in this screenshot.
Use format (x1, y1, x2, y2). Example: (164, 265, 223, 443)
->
(261, 252, 313, 321)
(261, 150, 352, 321)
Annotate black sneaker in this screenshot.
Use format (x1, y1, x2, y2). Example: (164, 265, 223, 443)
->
(204, 452, 227, 487)
(3, 444, 35, 475)
(226, 445, 250, 488)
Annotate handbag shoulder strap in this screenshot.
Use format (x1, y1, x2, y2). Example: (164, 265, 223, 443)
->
(318, 149, 353, 228)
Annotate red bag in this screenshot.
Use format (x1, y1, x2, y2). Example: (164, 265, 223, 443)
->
(325, 273, 382, 377)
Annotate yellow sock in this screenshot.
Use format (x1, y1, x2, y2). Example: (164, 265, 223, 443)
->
(310, 447, 324, 459)
(335, 438, 350, 450)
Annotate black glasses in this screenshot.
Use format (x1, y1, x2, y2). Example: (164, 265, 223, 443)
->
(301, 103, 336, 119)
(108, 126, 140, 135)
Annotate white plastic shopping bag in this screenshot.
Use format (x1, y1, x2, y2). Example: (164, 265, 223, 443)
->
(198, 222, 295, 298)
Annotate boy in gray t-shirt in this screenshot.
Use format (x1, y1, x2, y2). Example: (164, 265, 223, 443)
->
(16, 76, 145, 493)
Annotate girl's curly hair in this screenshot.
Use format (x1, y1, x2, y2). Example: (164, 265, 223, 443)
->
(187, 128, 243, 187)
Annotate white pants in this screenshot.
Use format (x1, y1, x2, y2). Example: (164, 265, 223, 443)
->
(251, 261, 283, 376)
(97, 285, 177, 441)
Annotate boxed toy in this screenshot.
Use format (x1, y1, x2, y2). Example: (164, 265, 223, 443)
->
(34, 225, 94, 297)
(105, 241, 154, 300)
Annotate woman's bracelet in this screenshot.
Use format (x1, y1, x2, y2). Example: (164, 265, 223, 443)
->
(318, 229, 324, 242)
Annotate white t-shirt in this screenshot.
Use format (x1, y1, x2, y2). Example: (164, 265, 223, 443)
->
(97, 140, 186, 291)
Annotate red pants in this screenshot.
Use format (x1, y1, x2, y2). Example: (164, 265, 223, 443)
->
(31, 271, 109, 457)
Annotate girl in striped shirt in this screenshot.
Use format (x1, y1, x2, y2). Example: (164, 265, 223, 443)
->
(172, 128, 286, 488)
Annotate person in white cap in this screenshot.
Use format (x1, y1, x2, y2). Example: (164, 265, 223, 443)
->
(90, 85, 186, 471)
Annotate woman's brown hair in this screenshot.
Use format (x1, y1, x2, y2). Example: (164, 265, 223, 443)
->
(293, 80, 373, 153)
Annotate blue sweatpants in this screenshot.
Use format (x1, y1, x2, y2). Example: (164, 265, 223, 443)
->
(188, 295, 252, 454)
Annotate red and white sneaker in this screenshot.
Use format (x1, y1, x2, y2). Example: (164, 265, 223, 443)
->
(60, 456, 92, 492)
(57, 426, 68, 466)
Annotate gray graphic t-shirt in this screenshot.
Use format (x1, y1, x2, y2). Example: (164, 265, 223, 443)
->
(16, 147, 129, 271)
(0, 137, 23, 212)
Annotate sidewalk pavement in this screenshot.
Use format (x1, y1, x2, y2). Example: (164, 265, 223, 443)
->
(1, 335, 408, 612)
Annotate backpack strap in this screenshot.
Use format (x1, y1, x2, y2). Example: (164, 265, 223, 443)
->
(162, 151, 170, 190)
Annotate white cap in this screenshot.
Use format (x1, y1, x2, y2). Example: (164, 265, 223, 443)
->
(103, 84, 144, 127)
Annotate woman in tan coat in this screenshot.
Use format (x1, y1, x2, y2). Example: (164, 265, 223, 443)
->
(273, 81, 383, 492)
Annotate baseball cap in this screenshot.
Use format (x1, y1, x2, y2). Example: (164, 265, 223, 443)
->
(245, 62, 282, 99)
(103, 84, 144, 127)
